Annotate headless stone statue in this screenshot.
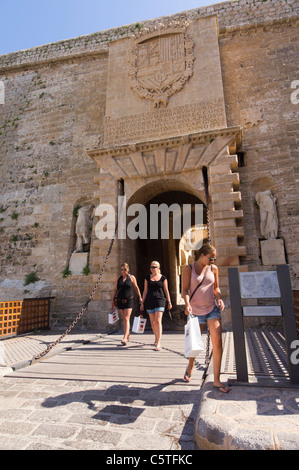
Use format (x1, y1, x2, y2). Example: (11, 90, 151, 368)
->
(74, 205, 93, 252)
(255, 190, 278, 239)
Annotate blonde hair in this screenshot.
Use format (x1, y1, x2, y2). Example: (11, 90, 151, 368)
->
(194, 244, 216, 261)
(151, 260, 161, 274)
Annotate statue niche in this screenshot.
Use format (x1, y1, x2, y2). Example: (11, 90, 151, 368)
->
(255, 190, 278, 239)
(69, 204, 93, 275)
(74, 205, 93, 253)
(255, 190, 286, 265)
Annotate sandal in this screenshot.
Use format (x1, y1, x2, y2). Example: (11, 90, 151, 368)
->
(184, 369, 192, 382)
(213, 384, 230, 393)
(121, 335, 130, 346)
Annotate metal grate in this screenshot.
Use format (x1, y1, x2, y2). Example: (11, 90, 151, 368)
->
(221, 329, 288, 378)
(0, 299, 50, 338)
(0, 301, 23, 337)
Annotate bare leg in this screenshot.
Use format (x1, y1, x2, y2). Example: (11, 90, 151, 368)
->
(154, 311, 163, 350)
(149, 311, 163, 349)
(207, 318, 229, 392)
(120, 308, 132, 343)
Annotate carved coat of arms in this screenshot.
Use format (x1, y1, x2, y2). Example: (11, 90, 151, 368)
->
(129, 28, 194, 108)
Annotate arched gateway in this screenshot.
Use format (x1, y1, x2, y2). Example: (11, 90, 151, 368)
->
(86, 15, 246, 329)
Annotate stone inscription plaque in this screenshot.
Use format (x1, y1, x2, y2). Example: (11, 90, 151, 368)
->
(104, 100, 225, 146)
(239, 271, 281, 299)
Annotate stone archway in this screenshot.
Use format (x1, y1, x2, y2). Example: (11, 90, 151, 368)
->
(87, 127, 245, 328)
(125, 187, 207, 307)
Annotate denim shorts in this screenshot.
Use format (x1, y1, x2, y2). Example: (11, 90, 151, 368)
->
(147, 307, 165, 314)
(195, 305, 221, 324)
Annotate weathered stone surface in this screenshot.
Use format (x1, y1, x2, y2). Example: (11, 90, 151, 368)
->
(0, 0, 298, 329)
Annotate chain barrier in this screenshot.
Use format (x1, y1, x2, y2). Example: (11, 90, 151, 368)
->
(33, 222, 118, 362)
(32, 182, 213, 366)
(203, 167, 212, 367)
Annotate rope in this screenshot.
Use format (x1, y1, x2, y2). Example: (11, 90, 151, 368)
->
(32, 221, 118, 362)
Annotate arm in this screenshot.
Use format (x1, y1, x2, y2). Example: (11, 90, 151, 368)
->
(131, 275, 142, 304)
(213, 266, 224, 311)
(163, 278, 172, 310)
(140, 279, 148, 311)
(111, 276, 118, 309)
(182, 265, 192, 315)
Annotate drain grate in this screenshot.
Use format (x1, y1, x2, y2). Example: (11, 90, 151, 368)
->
(221, 329, 288, 377)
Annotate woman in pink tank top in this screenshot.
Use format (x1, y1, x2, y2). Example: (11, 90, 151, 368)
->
(182, 244, 229, 393)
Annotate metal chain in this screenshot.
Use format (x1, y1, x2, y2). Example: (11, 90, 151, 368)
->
(33, 222, 118, 362)
(203, 167, 212, 366)
(33, 180, 212, 365)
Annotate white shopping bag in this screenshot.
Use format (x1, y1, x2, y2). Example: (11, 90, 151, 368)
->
(132, 316, 147, 334)
(184, 314, 204, 358)
(108, 309, 119, 325)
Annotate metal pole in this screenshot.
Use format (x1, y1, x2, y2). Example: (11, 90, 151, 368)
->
(228, 267, 248, 382)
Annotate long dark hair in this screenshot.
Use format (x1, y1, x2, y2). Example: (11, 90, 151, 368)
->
(194, 244, 216, 261)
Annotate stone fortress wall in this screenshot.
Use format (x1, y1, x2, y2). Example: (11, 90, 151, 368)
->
(0, 0, 298, 328)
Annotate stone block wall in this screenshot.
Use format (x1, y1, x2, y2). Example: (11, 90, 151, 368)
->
(0, 0, 298, 328)
(219, 14, 299, 285)
(0, 54, 109, 324)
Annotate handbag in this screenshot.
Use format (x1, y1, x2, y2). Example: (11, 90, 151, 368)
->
(132, 315, 147, 334)
(108, 308, 119, 324)
(184, 314, 204, 358)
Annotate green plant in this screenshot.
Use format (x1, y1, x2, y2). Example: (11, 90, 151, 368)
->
(82, 264, 90, 276)
(62, 266, 71, 278)
(73, 205, 82, 218)
(24, 271, 39, 286)
(11, 211, 18, 220)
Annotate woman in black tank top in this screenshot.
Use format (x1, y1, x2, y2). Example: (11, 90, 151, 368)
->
(112, 263, 142, 345)
(141, 261, 172, 351)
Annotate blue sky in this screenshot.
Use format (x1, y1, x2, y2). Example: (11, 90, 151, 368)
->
(0, 0, 227, 55)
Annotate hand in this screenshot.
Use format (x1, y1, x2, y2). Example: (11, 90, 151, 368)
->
(185, 304, 192, 316)
(140, 302, 144, 311)
(167, 302, 172, 310)
(217, 299, 225, 311)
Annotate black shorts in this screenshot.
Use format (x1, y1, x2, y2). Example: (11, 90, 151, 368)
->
(117, 298, 134, 310)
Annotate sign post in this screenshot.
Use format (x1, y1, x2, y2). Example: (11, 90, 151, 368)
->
(228, 265, 299, 384)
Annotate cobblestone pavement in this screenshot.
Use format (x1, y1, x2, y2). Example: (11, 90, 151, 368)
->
(0, 331, 206, 450)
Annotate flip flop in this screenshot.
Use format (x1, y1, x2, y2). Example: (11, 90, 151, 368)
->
(213, 384, 230, 393)
(184, 369, 192, 382)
